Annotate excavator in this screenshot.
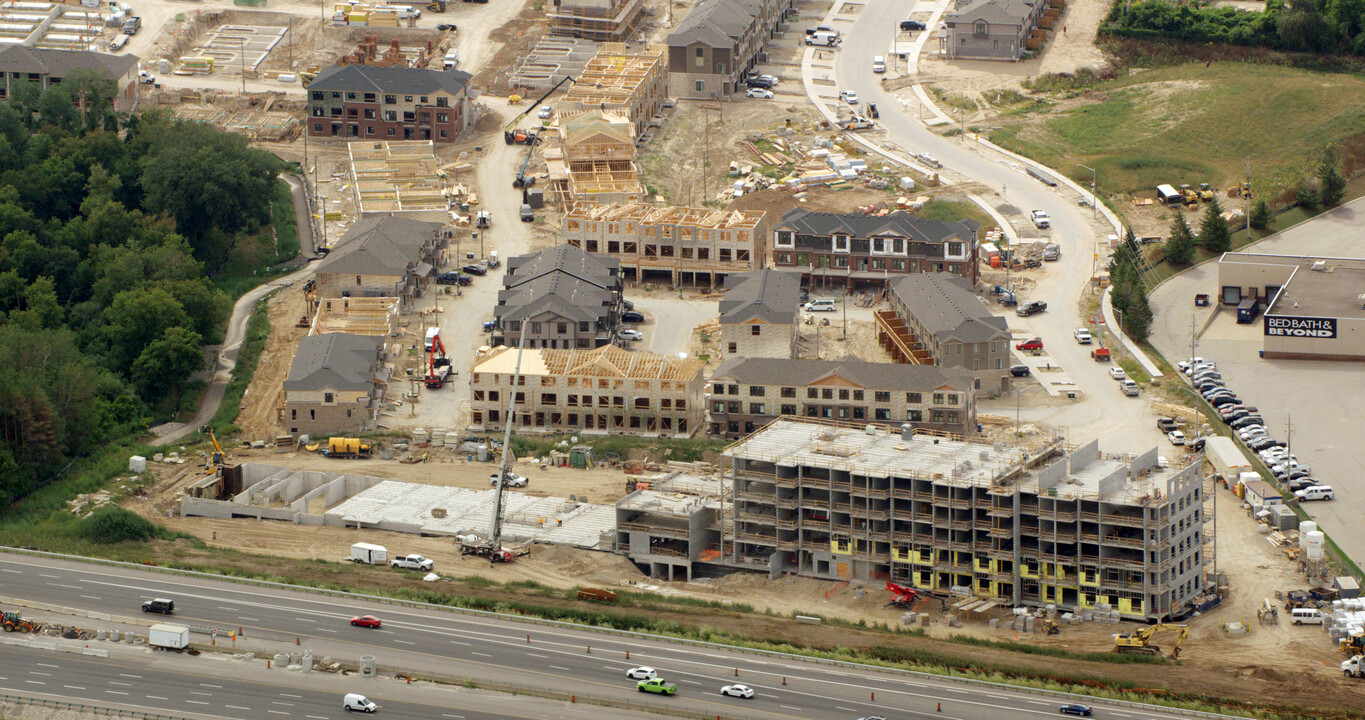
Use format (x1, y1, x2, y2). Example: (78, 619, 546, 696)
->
(424, 333, 452, 389)
(884, 581, 922, 609)
(1112, 623, 1190, 658)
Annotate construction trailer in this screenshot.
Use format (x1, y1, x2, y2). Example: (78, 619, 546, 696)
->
(468, 345, 705, 437)
(562, 201, 769, 286)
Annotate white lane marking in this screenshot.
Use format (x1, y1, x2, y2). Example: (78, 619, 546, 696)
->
(30, 672, 51, 677)
(226, 705, 250, 710)
(119, 674, 142, 679)
(47, 583, 81, 589)
(109, 681, 132, 686)
(472, 652, 492, 658)
(758, 693, 780, 699)
(307, 716, 330, 719)
(218, 606, 239, 611)
(449, 640, 470, 646)
(837, 707, 856, 712)
(1026, 700, 1051, 705)
(268, 711, 290, 715)
(64, 685, 86, 690)
(38, 573, 59, 578)
(295, 617, 316, 623)
(676, 679, 702, 685)
(106, 690, 129, 696)
(1109, 713, 1134, 718)
(187, 700, 209, 706)
(394, 639, 415, 645)
(781, 705, 802, 711)
(147, 696, 168, 700)
(318, 628, 338, 633)
(201, 683, 223, 688)
(273, 701, 295, 706)
(279, 693, 303, 698)
(374, 629, 394, 634)
(443, 715, 466, 719)
(238, 616, 260, 621)
(35, 663, 59, 668)
(80, 595, 102, 600)
(191, 691, 213, 696)
(25, 681, 45, 685)
(0, 568, 21, 573)
(527, 653, 548, 659)
(549, 665, 570, 671)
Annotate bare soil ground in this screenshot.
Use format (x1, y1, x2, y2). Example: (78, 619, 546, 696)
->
(236, 286, 310, 441)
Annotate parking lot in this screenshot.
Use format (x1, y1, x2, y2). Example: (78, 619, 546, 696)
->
(1148, 197, 1365, 565)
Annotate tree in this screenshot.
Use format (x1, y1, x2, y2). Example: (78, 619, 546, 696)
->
(1297, 177, 1321, 210)
(1197, 196, 1232, 252)
(130, 326, 203, 405)
(23, 276, 63, 329)
(100, 287, 191, 371)
(36, 86, 79, 132)
(1318, 148, 1346, 207)
(1250, 199, 1273, 229)
(1165, 212, 1196, 265)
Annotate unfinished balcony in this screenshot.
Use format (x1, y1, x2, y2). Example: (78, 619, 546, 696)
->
(875, 310, 933, 365)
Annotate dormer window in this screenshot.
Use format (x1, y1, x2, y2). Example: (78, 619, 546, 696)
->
(973, 20, 988, 37)
(832, 234, 850, 253)
(774, 230, 794, 248)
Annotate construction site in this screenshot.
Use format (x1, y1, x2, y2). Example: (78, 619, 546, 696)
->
(348, 140, 453, 216)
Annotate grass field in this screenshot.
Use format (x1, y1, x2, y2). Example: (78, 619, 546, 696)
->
(990, 62, 1365, 195)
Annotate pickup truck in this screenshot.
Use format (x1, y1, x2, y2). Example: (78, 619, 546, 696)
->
(1156, 417, 1179, 433)
(1030, 210, 1051, 229)
(637, 678, 677, 696)
(390, 554, 434, 571)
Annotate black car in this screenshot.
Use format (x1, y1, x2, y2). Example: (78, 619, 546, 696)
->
(436, 23, 457, 31)
(141, 598, 174, 614)
(1285, 469, 1312, 481)
(745, 77, 775, 89)
(1189, 437, 1207, 451)
(1229, 415, 1264, 430)
(462, 264, 487, 276)
(1207, 395, 1241, 407)
(900, 19, 927, 31)
(1288, 477, 1318, 492)
(623, 299, 635, 311)
(1015, 300, 1047, 317)
(1010, 365, 1031, 377)
(1248, 437, 1281, 451)
(621, 311, 645, 323)
(436, 271, 471, 285)
(1059, 705, 1092, 717)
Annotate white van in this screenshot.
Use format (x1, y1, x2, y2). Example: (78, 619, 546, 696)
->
(342, 693, 377, 712)
(424, 327, 440, 351)
(442, 49, 459, 70)
(803, 299, 837, 312)
(872, 55, 886, 73)
(1294, 485, 1334, 502)
(806, 31, 841, 47)
(1291, 607, 1323, 625)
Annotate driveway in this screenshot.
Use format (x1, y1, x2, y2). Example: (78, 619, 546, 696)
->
(632, 295, 720, 357)
(1148, 197, 1365, 564)
(828, 1, 1166, 454)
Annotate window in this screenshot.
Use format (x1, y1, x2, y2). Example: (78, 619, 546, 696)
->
(947, 241, 965, 257)
(713, 401, 726, 413)
(310, 91, 324, 101)
(345, 92, 357, 100)
(557, 322, 567, 334)
(291, 409, 296, 420)
(728, 385, 739, 395)
(907, 409, 923, 422)
(531, 322, 542, 334)
(324, 392, 334, 404)
(780, 387, 796, 398)
(384, 111, 397, 122)
(774, 230, 794, 248)
(780, 404, 796, 415)
(838, 389, 850, 400)
(715, 63, 726, 74)
(437, 113, 449, 123)
(872, 237, 885, 253)
(751, 324, 761, 336)
(973, 20, 988, 37)
(728, 342, 737, 353)
(356, 275, 362, 285)
(436, 97, 449, 107)
(933, 393, 945, 404)
(363, 109, 376, 119)
(404, 95, 413, 102)
(947, 393, 959, 405)
(696, 80, 705, 92)
(749, 403, 766, 414)
(808, 388, 819, 399)
(853, 390, 864, 401)
(875, 391, 890, 403)
(386, 128, 395, 136)
(749, 386, 765, 397)
(420, 96, 428, 103)
(875, 408, 890, 420)
(907, 392, 922, 403)
(822, 389, 834, 400)
(832, 235, 850, 253)
(384, 94, 397, 104)
(311, 107, 324, 117)
(893, 238, 905, 253)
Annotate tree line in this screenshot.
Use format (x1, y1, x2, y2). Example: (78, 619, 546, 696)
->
(1103, 0, 1365, 56)
(0, 73, 286, 509)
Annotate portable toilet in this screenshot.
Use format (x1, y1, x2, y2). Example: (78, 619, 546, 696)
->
(569, 445, 594, 468)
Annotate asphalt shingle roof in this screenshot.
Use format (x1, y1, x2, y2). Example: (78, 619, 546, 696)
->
(774, 209, 979, 245)
(0, 47, 138, 79)
(667, 0, 755, 47)
(719, 270, 800, 325)
(709, 357, 974, 392)
(315, 216, 442, 278)
(308, 64, 471, 96)
(890, 274, 1009, 344)
(947, 0, 1036, 26)
(283, 333, 383, 392)
(497, 245, 620, 323)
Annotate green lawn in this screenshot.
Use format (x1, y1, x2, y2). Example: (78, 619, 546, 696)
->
(990, 62, 1365, 195)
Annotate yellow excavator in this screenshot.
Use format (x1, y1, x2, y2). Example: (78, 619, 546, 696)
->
(1112, 623, 1190, 658)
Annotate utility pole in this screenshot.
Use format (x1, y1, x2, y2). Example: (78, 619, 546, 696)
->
(238, 37, 246, 94)
(1245, 158, 1252, 241)
(1189, 314, 1197, 366)
(1078, 164, 1098, 220)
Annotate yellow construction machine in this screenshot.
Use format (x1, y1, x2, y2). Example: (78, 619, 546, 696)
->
(1112, 623, 1190, 658)
(202, 425, 226, 468)
(1341, 631, 1365, 657)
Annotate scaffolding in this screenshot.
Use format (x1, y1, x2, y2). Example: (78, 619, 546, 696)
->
(347, 141, 448, 215)
(547, 0, 647, 42)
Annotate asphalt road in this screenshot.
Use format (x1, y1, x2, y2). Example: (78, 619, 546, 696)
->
(1, 552, 1220, 720)
(824, 2, 1166, 455)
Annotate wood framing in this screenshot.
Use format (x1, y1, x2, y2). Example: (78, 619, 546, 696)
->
(548, 0, 648, 42)
(559, 43, 667, 138)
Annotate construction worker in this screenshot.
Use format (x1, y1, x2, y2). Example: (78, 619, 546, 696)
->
(538, 517, 544, 528)
(556, 518, 563, 527)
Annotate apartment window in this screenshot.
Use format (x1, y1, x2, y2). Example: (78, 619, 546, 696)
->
(749, 386, 765, 397)
(542, 393, 558, 405)
(311, 91, 323, 100)
(933, 393, 945, 404)
(291, 409, 296, 420)
(436, 97, 449, 107)
(780, 404, 796, 415)
(832, 235, 850, 253)
(907, 409, 923, 422)
(345, 92, 357, 100)
(822, 389, 834, 400)
(404, 95, 413, 102)
(557, 322, 567, 334)
(872, 238, 885, 253)
(366, 126, 375, 135)
(311, 106, 325, 117)
(992, 39, 999, 51)
(973, 20, 988, 37)
(875, 391, 890, 402)
(715, 63, 726, 74)
(775, 230, 794, 247)
(420, 96, 428, 103)
(437, 113, 450, 123)
(947, 393, 959, 405)
(386, 128, 395, 137)
(751, 324, 761, 336)
(713, 401, 725, 413)
(893, 238, 905, 253)
(853, 390, 864, 401)
(780, 387, 796, 398)
(384, 94, 397, 104)
(363, 109, 376, 119)
(531, 322, 542, 334)
(728, 384, 739, 396)
(948, 241, 965, 256)
(324, 392, 334, 404)
(932, 410, 945, 423)
(509, 321, 521, 332)
(384, 111, 397, 122)
(696, 80, 705, 92)
(750, 403, 766, 414)
(356, 275, 362, 285)
(808, 388, 818, 399)
(875, 408, 890, 420)
(728, 342, 737, 353)
(907, 392, 922, 403)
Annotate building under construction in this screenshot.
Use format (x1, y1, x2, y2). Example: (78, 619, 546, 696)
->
(468, 344, 705, 438)
(562, 201, 768, 286)
(347, 140, 449, 215)
(545, 110, 645, 205)
(616, 418, 1208, 622)
(309, 296, 400, 337)
(548, 0, 647, 42)
(558, 43, 668, 139)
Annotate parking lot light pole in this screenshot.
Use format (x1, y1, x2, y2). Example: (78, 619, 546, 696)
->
(1077, 164, 1098, 220)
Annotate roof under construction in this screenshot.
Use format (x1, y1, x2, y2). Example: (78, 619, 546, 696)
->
(474, 344, 704, 382)
(560, 43, 665, 114)
(566, 201, 765, 231)
(347, 140, 448, 215)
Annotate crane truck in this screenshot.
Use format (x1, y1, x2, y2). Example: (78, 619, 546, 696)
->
(425, 333, 452, 388)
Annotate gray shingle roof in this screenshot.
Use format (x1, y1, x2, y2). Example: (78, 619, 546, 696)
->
(667, 0, 755, 47)
(719, 269, 800, 324)
(283, 333, 384, 392)
(890, 274, 1009, 344)
(308, 64, 471, 96)
(506, 244, 618, 286)
(315, 216, 442, 278)
(774, 209, 979, 245)
(946, 0, 1035, 26)
(497, 245, 620, 323)
(0, 47, 138, 79)
(710, 357, 974, 392)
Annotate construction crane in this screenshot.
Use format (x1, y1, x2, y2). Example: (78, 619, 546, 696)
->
(201, 425, 226, 468)
(424, 333, 452, 389)
(501, 74, 575, 145)
(884, 581, 922, 609)
(1112, 623, 1190, 658)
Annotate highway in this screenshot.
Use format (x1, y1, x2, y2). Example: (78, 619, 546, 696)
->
(0, 552, 1219, 720)
(824, 2, 1167, 456)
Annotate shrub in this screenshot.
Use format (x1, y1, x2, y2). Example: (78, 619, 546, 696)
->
(79, 506, 163, 544)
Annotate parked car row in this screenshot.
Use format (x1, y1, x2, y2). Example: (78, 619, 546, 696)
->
(1182, 358, 1333, 501)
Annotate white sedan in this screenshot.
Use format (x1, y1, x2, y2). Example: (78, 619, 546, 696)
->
(745, 87, 773, 99)
(538, 105, 553, 119)
(1108, 367, 1127, 380)
(839, 90, 859, 104)
(618, 329, 644, 342)
(720, 684, 754, 699)
(625, 666, 657, 680)
(1167, 430, 1186, 446)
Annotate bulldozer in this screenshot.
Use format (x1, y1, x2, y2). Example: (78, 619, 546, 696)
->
(1341, 631, 1365, 657)
(426, 0, 446, 11)
(1178, 184, 1200, 208)
(1, 611, 40, 633)
(1112, 623, 1190, 658)
(1040, 614, 1061, 635)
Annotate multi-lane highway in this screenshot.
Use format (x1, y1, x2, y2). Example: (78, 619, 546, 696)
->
(1, 552, 1227, 720)
(821, 1, 1166, 455)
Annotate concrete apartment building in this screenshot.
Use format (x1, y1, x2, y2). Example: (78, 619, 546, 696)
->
(562, 202, 768, 286)
(306, 64, 473, 142)
(490, 245, 624, 349)
(558, 43, 668, 139)
(618, 418, 1207, 622)
(548, 0, 648, 42)
(706, 359, 976, 439)
(0, 47, 140, 111)
(941, 0, 1048, 61)
(469, 344, 705, 437)
(876, 274, 1011, 392)
(312, 216, 447, 311)
(281, 333, 388, 436)
(716, 269, 800, 360)
(771, 210, 981, 292)
(666, 0, 795, 99)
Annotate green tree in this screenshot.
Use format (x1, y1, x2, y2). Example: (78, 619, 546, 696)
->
(100, 287, 190, 371)
(130, 326, 203, 405)
(36, 86, 79, 132)
(1197, 197, 1232, 253)
(1250, 199, 1273, 229)
(23, 275, 63, 329)
(1297, 178, 1321, 210)
(1318, 148, 1346, 207)
(1165, 212, 1196, 265)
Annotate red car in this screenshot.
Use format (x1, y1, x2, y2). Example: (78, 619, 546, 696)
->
(350, 615, 382, 628)
(1016, 337, 1043, 351)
